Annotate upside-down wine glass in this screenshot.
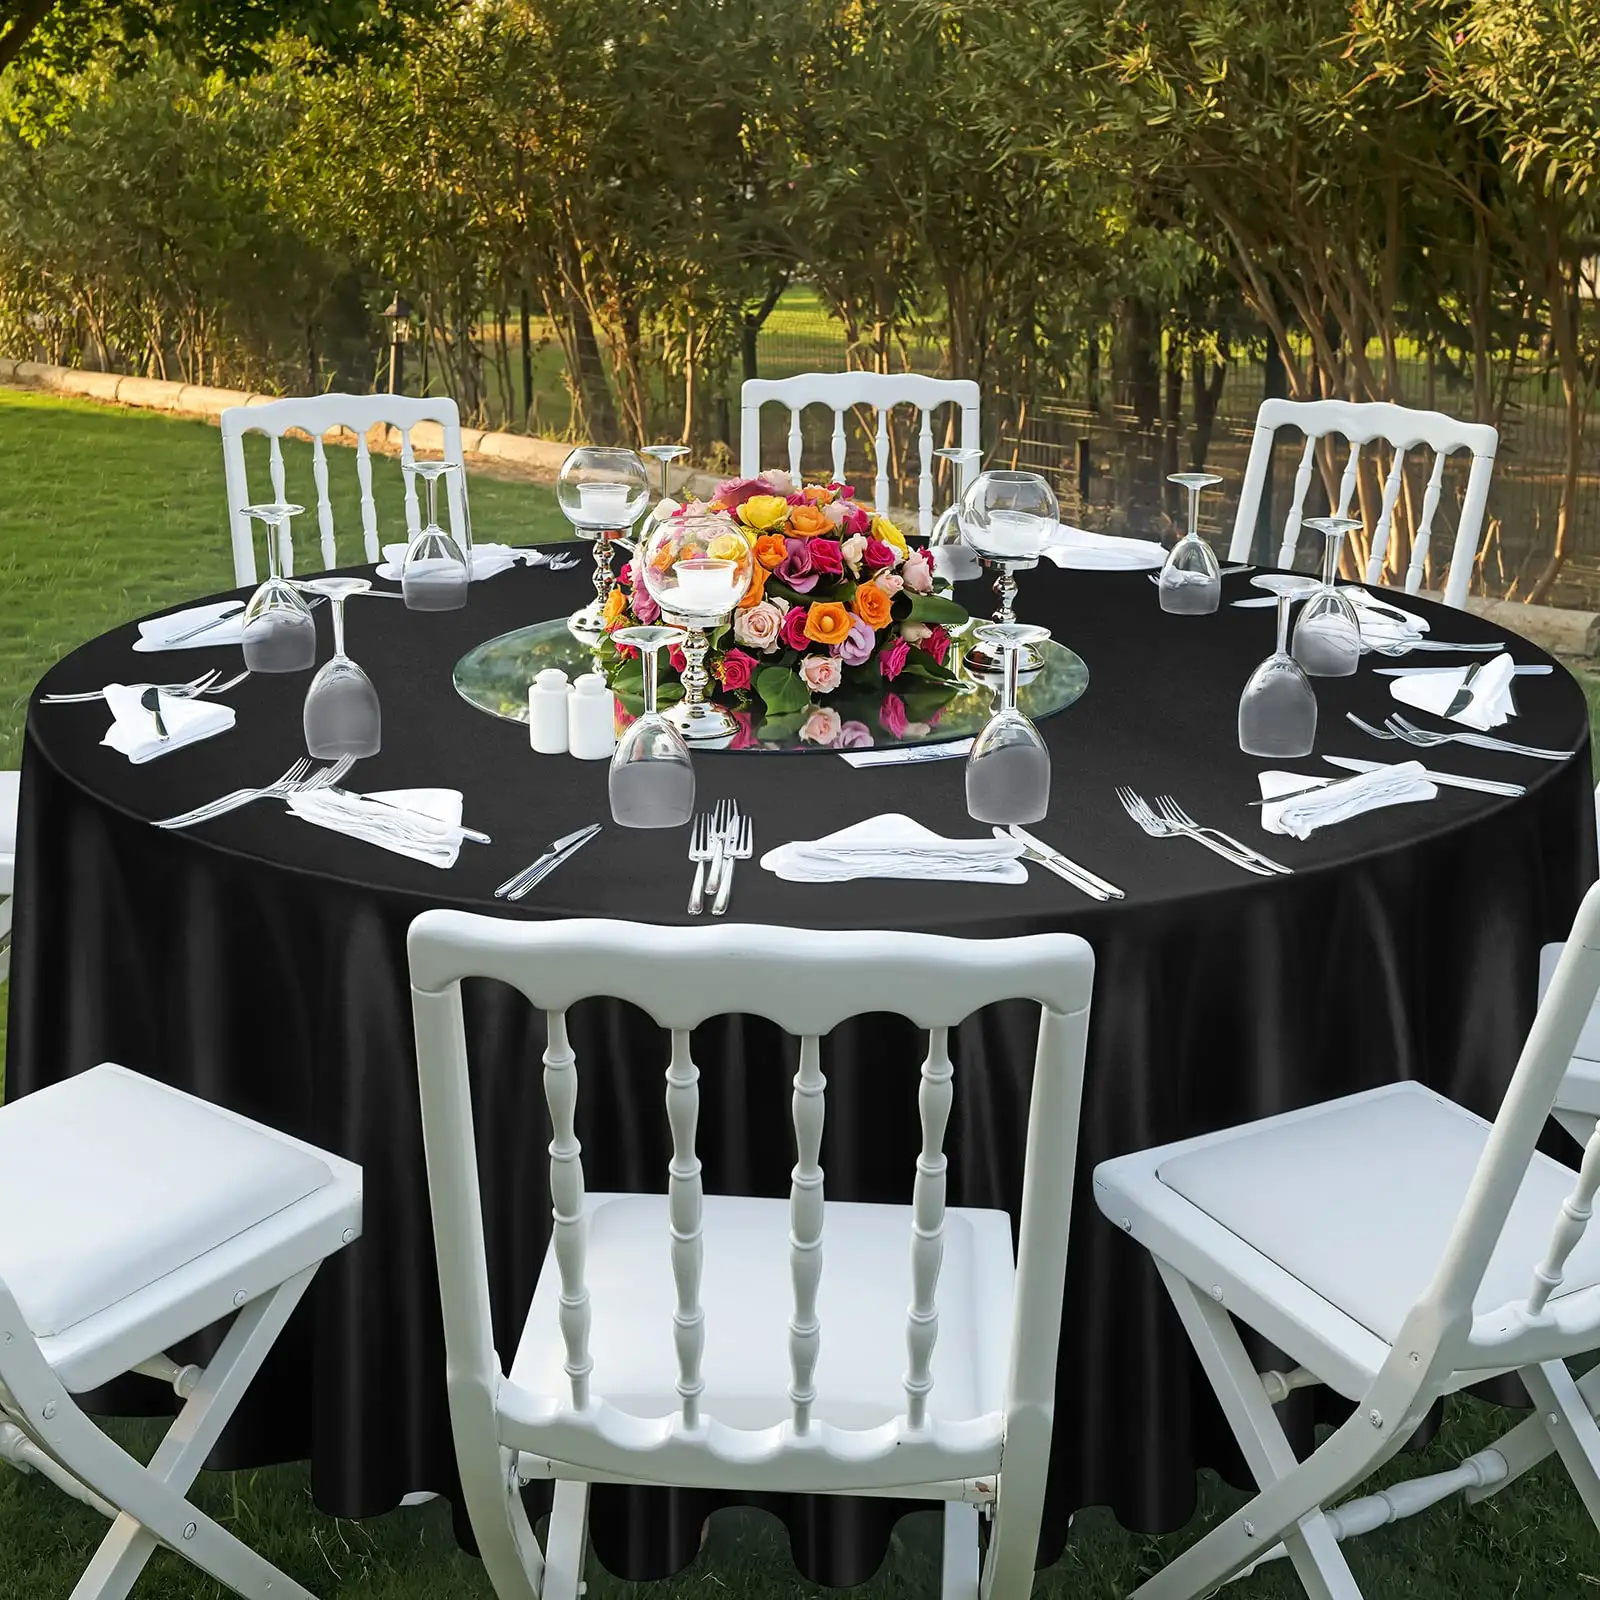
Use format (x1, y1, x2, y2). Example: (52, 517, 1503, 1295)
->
(609, 625, 694, 828)
(642, 443, 690, 504)
(240, 502, 317, 673)
(1157, 471, 1224, 615)
(300, 576, 382, 758)
(928, 445, 984, 546)
(401, 461, 470, 611)
(958, 469, 1058, 675)
(1238, 574, 1321, 758)
(558, 447, 651, 644)
(1292, 515, 1364, 677)
(965, 622, 1052, 824)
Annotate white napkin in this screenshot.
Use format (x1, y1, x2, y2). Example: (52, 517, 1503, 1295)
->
(286, 786, 466, 867)
(1342, 587, 1430, 652)
(1040, 524, 1166, 571)
(1388, 653, 1517, 731)
(375, 543, 543, 582)
(839, 739, 973, 768)
(1257, 764, 1437, 839)
(133, 602, 245, 653)
(101, 683, 235, 763)
(760, 813, 1028, 884)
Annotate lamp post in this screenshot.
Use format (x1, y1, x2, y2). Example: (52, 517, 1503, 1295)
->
(382, 295, 412, 395)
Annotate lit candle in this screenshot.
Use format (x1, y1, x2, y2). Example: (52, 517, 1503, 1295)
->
(974, 509, 1049, 559)
(671, 558, 743, 615)
(574, 481, 636, 528)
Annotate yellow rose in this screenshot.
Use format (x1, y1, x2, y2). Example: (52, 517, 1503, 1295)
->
(707, 529, 753, 562)
(872, 515, 908, 555)
(738, 494, 790, 531)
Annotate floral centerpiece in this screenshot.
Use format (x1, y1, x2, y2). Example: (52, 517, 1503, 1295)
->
(599, 470, 969, 745)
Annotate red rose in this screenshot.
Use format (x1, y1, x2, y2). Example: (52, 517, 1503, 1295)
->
(862, 536, 895, 569)
(779, 605, 811, 651)
(879, 636, 911, 681)
(808, 536, 844, 576)
(718, 648, 757, 692)
(669, 644, 686, 674)
(923, 624, 952, 666)
(879, 692, 909, 739)
(843, 504, 872, 536)
(618, 561, 634, 586)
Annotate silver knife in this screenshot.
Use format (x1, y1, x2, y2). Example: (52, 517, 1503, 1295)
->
(1374, 664, 1551, 677)
(494, 825, 601, 898)
(506, 826, 600, 899)
(1443, 661, 1484, 720)
(1003, 825, 1125, 899)
(1322, 755, 1526, 797)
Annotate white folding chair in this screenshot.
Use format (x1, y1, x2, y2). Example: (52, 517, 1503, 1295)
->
(408, 913, 1094, 1600)
(0, 1063, 363, 1600)
(1536, 783, 1600, 1147)
(1225, 399, 1498, 610)
(0, 766, 16, 984)
(1094, 879, 1600, 1600)
(219, 393, 470, 584)
(740, 373, 980, 536)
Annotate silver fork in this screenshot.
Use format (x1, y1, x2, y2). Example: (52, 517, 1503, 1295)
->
(1155, 795, 1292, 876)
(1115, 786, 1275, 877)
(153, 756, 346, 829)
(1346, 712, 1402, 743)
(687, 812, 716, 914)
(711, 815, 753, 917)
(1386, 713, 1576, 761)
(42, 669, 221, 705)
(703, 799, 738, 901)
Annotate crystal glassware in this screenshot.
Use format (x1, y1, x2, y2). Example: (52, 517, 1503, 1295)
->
(609, 625, 694, 828)
(642, 443, 690, 503)
(965, 622, 1052, 824)
(1238, 575, 1321, 758)
(958, 470, 1058, 675)
(1292, 515, 1364, 677)
(558, 447, 651, 643)
(637, 514, 754, 742)
(402, 462, 470, 612)
(300, 577, 381, 758)
(239, 502, 317, 673)
(1157, 471, 1224, 615)
(928, 445, 983, 546)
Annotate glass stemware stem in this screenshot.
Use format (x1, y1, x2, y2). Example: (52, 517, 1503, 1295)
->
(1322, 527, 1342, 588)
(330, 593, 348, 658)
(1002, 635, 1022, 713)
(1187, 483, 1201, 540)
(1275, 591, 1293, 656)
(641, 635, 661, 715)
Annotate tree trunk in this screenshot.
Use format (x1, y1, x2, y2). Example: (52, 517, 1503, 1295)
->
(1162, 329, 1183, 518)
(1189, 348, 1227, 471)
(519, 287, 534, 430)
(1529, 225, 1586, 605)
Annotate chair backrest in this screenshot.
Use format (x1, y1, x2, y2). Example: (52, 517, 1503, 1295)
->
(739, 373, 981, 537)
(219, 393, 469, 585)
(408, 912, 1093, 1490)
(1225, 399, 1498, 610)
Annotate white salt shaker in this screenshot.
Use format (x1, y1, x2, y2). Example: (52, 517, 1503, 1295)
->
(528, 669, 571, 754)
(568, 672, 617, 760)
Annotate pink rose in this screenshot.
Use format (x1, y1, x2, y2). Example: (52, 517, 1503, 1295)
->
(840, 533, 867, 574)
(924, 623, 952, 666)
(733, 598, 784, 653)
(632, 587, 662, 625)
(830, 481, 856, 498)
(718, 648, 757, 692)
(862, 537, 895, 569)
(836, 720, 873, 749)
(873, 570, 904, 596)
(808, 536, 844, 576)
(669, 643, 686, 674)
(729, 709, 760, 750)
(879, 692, 909, 739)
(843, 504, 872, 536)
(799, 654, 842, 695)
(618, 561, 634, 585)
(800, 706, 843, 745)
(779, 604, 811, 651)
(822, 501, 848, 529)
(775, 538, 819, 593)
(902, 550, 933, 593)
(835, 615, 875, 666)
(786, 492, 807, 506)
(714, 476, 783, 510)
(879, 636, 911, 681)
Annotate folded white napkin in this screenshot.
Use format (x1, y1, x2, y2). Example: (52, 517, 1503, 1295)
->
(839, 739, 974, 768)
(101, 683, 234, 763)
(1342, 587, 1430, 652)
(286, 786, 466, 867)
(1257, 764, 1437, 839)
(1041, 524, 1166, 571)
(133, 601, 246, 653)
(375, 542, 540, 582)
(1388, 652, 1516, 731)
(760, 812, 1028, 884)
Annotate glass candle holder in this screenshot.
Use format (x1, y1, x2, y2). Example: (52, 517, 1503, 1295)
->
(959, 470, 1057, 676)
(558, 447, 651, 643)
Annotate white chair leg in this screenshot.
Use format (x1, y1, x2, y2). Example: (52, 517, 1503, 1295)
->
(459, 1440, 545, 1600)
(543, 1479, 590, 1600)
(1520, 1361, 1600, 1527)
(0, 893, 12, 986)
(1466, 1359, 1600, 1502)
(978, 1410, 1052, 1600)
(941, 1502, 979, 1600)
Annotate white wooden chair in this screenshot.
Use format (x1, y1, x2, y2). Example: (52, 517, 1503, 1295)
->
(408, 912, 1094, 1600)
(1536, 784, 1600, 1147)
(0, 767, 16, 984)
(1225, 399, 1498, 610)
(739, 373, 981, 536)
(219, 394, 469, 585)
(0, 1063, 363, 1600)
(1094, 878, 1600, 1600)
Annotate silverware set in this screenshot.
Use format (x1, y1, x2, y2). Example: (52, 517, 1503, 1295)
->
(1322, 754, 1526, 797)
(153, 755, 356, 829)
(1345, 711, 1576, 762)
(688, 800, 751, 916)
(1116, 787, 1292, 876)
(41, 667, 250, 705)
(998, 824, 1124, 900)
(1149, 563, 1254, 586)
(494, 824, 601, 900)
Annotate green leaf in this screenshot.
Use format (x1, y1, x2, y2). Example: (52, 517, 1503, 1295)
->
(755, 664, 813, 714)
(903, 592, 968, 626)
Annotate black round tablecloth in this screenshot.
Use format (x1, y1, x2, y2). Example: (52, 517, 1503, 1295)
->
(6, 557, 1596, 1584)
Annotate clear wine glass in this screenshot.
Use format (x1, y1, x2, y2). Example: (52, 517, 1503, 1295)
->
(609, 625, 694, 828)
(642, 444, 690, 504)
(958, 470, 1058, 675)
(928, 445, 983, 545)
(1292, 515, 1364, 677)
(1238, 575, 1321, 757)
(300, 577, 381, 758)
(402, 462, 470, 611)
(965, 622, 1052, 825)
(1158, 471, 1225, 615)
(240, 502, 317, 673)
(558, 447, 651, 643)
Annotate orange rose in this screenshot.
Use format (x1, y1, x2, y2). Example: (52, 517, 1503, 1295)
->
(802, 485, 836, 505)
(737, 563, 768, 609)
(602, 586, 627, 627)
(786, 503, 830, 536)
(649, 536, 679, 570)
(803, 601, 853, 648)
(852, 581, 893, 631)
(753, 533, 788, 569)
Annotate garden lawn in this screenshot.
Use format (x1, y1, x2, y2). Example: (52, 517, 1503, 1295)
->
(1, 384, 1600, 1598)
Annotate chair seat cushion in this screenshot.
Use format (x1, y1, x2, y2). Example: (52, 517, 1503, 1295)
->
(511, 1193, 1015, 1430)
(1156, 1082, 1600, 1344)
(0, 767, 17, 857)
(0, 1065, 333, 1337)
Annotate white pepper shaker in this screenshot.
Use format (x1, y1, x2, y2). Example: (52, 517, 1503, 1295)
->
(568, 672, 617, 760)
(528, 669, 572, 754)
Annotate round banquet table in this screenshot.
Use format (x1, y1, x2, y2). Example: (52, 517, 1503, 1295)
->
(6, 555, 1597, 1584)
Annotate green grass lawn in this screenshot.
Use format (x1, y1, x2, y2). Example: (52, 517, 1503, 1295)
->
(3, 384, 1600, 1597)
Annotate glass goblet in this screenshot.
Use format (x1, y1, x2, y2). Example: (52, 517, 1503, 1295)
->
(609, 625, 695, 828)
(558, 447, 651, 643)
(300, 577, 381, 758)
(402, 462, 470, 612)
(1292, 515, 1364, 677)
(928, 445, 983, 545)
(966, 622, 1053, 825)
(240, 502, 317, 673)
(642, 444, 690, 503)
(1158, 471, 1225, 615)
(959, 470, 1058, 675)
(1238, 575, 1321, 758)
